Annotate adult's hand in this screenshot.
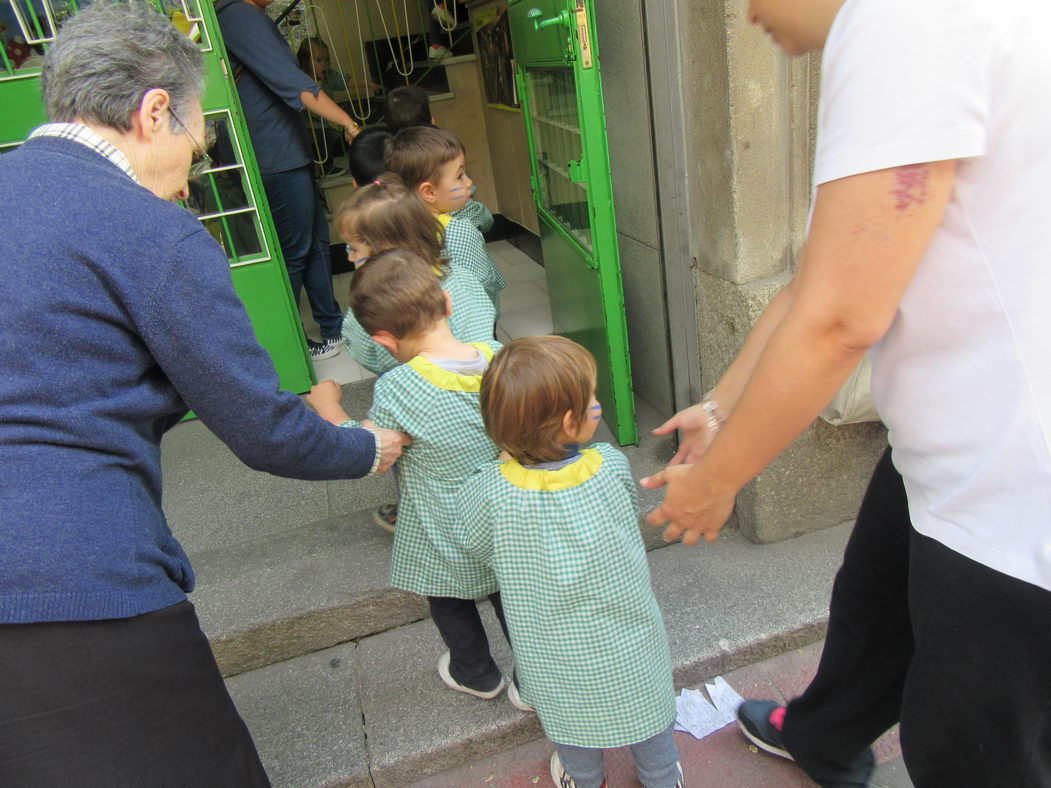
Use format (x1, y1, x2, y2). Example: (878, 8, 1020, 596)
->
(343, 122, 360, 143)
(652, 402, 717, 466)
(641, 464, 737, 545)
(363, 418, 411, 473)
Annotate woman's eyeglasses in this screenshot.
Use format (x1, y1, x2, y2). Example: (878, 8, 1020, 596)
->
(169, 108, 214, 179)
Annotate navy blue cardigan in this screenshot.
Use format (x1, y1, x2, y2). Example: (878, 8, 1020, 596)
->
(0, 136, 375, 623)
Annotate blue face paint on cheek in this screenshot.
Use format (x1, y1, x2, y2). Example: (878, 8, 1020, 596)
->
(590, 404, 602, 420)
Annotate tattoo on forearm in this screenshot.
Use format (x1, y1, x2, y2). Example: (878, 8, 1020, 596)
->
(892, 164, 930, 211)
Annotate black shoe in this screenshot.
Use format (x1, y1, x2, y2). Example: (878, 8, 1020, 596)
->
(372, 503, 396, 533)
(737, 700, 792, 760)
(307, 337, 341, 360)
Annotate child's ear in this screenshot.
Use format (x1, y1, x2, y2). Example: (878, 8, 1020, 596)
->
(561, 408, 579, 440)
(371, 330, 399, 355)
(418, 181, 437, 204)
(351, 178, 360, 188)
(442, 290, 452, 318)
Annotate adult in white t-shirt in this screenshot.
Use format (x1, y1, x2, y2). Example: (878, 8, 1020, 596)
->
(644, 0, 1051, 784)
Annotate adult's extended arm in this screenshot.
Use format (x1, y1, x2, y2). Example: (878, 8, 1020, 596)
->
(644, 159, 957, 544)
(140, 226, 402, 479)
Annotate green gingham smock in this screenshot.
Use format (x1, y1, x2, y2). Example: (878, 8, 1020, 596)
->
(340, 265, 497, 375)
(452, 199, 494, 233)
(457, 443, 676, 748)
(439, 212, 507, 319)
(358, 342, 502, 597)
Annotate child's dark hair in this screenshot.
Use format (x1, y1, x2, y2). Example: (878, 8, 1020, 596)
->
(384, 126, 465, 192)
(349, 249, 447, 338)
(383, 85, 433, 134)
(481, 336, 597, 465)
(337, 173, 447, 272)
(347, 126, 393, 186)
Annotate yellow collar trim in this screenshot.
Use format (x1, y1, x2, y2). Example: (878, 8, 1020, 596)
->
(499, 448, 603, 491)
(408, 342, 495, 392)
(437, 212, 453, 229)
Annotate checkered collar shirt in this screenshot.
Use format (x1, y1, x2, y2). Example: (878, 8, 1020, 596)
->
(28, 122, 139, 183)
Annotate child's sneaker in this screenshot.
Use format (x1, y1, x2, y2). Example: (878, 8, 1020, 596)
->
(436, 650, 506, 699)
(507, 680, 535, 712)
(736, 700, 791, 760)
(307, 337, 341, 360)
(428, 43, 450, 60)
(372, 503, 397, 533)
(549, 752, 606, 788)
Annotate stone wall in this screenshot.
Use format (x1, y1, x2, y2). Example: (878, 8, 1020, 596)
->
(675, 0, 885, 542)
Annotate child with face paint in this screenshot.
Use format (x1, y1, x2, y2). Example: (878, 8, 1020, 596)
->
(385, 126, 506, 317)
(336, 174, 496, 376)
(456, 337, 682, 788)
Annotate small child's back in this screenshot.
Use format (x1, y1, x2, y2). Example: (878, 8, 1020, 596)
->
(458, 442, 675, 749)
(367, 341, 502, 598)
(440, 212, 506, 317)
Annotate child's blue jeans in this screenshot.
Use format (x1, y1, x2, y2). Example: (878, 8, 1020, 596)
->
(556, 722, 679, 788)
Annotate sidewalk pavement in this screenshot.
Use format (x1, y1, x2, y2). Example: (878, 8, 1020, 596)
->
(405, 640, 913, 788)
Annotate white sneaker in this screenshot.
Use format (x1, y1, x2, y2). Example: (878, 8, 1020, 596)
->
(550, 751, 605, 788)
(507, 680, 535, 712)
(431, 3, 454, 26)
(427, 43, 450, 60)
(436, 650, 506, 699)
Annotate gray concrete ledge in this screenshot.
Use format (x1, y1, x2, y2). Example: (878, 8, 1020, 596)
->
(228, 641, 372, 788)
(227, 523, 851, 786)
(192, 511, 428, 677)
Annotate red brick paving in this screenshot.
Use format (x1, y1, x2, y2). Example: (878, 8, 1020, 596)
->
(406, 641, 911, 788)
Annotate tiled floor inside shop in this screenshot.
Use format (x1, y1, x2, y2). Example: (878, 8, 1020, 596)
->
(302, 240, 550, 385)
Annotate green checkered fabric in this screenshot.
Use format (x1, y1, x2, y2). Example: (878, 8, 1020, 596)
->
(452, 199, 494, 233)
(340, 266, 497, 375)
(358, 342, 502, 597)
(458, 443, 676, 748)
(443, 213, 507, 319)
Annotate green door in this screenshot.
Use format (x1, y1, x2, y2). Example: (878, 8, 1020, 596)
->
(508, 0, 636, 445)
(0, 0, 314, 394)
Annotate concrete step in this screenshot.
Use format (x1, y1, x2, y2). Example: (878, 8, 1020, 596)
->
(225, 523, 852, 788)
(192, 509, 427, 678)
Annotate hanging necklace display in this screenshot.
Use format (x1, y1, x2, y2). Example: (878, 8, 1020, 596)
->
(375, 0, 414, 78)
(336, 0, 374, 122)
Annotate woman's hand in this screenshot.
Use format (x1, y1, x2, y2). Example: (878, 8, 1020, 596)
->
(362, 419, 411, 473)
(343, 122, 361, 143)
(641, 464, 737, 545)
(652, 403, 718, 466)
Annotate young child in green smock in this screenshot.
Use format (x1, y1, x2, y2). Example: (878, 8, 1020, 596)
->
(308, 250, 514, 702)
(385, 125, 506, 316)
(336, 175, 496, 377)
(456, 337, 683, 788)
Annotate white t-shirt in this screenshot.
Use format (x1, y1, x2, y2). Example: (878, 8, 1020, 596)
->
(816, 0, 1051, 591)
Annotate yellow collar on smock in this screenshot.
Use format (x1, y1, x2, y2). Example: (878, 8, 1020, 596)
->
(407, 342, 495, 392)
(437, 212, 453, 229)
(499, 448, 604, 491)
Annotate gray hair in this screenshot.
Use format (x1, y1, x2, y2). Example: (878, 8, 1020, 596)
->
(42, 1, 204, 133)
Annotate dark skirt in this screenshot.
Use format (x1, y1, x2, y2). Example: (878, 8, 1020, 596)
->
(0, 600, 270, 787)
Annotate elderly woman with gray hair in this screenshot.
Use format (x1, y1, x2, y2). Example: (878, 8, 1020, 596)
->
(0, 4, 407, 784)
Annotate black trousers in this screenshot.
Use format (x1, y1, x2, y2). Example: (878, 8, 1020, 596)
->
(428, 592, 511, 692)
(0, 600, 269, 787)
(782, 448, 1051, 788)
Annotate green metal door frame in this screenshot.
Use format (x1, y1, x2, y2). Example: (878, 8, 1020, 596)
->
(509, 0, 637, 444)
(1, 0, 314, 394)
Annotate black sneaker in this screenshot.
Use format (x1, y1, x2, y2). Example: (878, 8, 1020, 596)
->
(737, 700, 792, 760)
(372, 503, 397, 533)
(307, 337, 341, 360)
